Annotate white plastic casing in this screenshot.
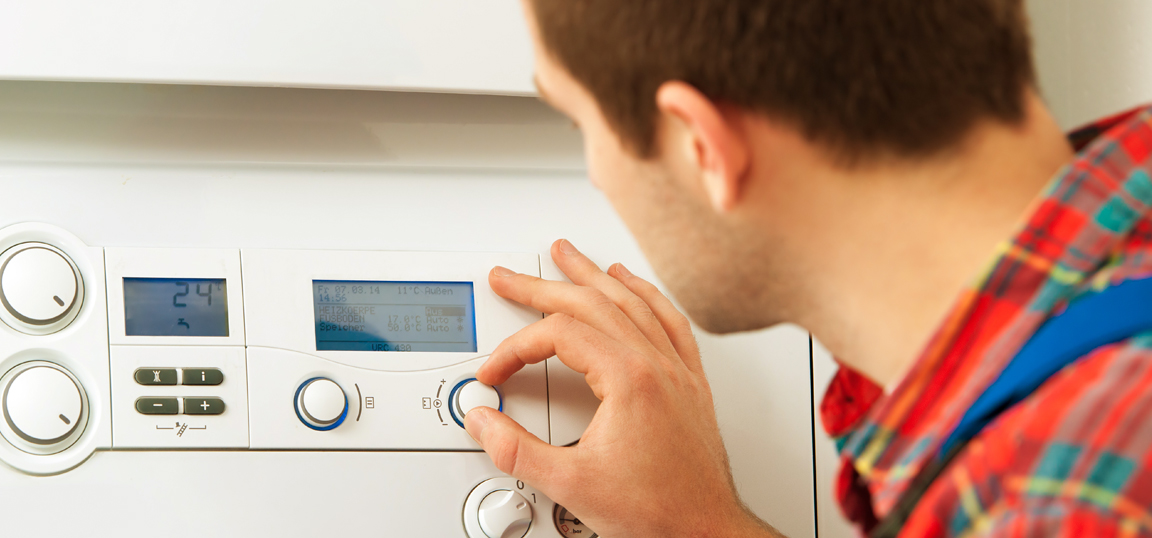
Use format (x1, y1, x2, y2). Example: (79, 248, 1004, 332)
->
(109, 346, 249, 449)
(0, 223, 585, 512)
(242, 248, 548, 450)
(0, 223, 111, 475)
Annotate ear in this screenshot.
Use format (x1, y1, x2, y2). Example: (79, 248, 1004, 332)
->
(655, 81, 751, 213)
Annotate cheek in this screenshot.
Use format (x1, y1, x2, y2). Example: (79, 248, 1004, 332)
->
(581, 127, 641, 197)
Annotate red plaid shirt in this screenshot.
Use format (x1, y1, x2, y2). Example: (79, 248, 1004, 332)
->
(822, 105, 1152, 537)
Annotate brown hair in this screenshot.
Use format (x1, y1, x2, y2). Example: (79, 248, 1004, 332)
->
(529, 0, 1036, 162)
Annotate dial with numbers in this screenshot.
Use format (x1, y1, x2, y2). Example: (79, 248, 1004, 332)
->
(553, 505, 598, 537)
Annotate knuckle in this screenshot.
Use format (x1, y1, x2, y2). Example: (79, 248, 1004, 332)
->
(548, 312, 578, 332)
(579, 287, 613, 308)
(623, 358, 659, 386)
(622, 296, 653, 318)
(670, 313, 693, 334)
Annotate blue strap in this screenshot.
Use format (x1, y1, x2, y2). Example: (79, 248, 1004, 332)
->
(939, 277, 1152, 457)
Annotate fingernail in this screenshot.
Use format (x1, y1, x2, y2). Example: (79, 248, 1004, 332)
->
(492, 266, 516, 277)
(464, 408, 489, 443)
(559, 239, 579, 255)
(615, 263, 632, 278)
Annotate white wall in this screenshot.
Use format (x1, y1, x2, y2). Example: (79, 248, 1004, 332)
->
(1029, 0, 1152, 129)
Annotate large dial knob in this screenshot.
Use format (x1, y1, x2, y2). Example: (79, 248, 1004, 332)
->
(1, 363, 86, 453)
(449, 378, 503, 428)
(478, 490, 533, 538)
(0, 243, 83, 335)
(463, 478, 547, 538)
(294, 378, 348, 431)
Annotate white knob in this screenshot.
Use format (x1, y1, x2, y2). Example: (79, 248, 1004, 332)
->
(0, 245, 80, 327)
(451, 379, 502, 427)
(296, 378, 347, 430)
(3, 365, 83, 445)
(478, 490, 533, 538)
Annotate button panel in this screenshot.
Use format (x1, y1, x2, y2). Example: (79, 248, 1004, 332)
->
(111, 346, 248, 449)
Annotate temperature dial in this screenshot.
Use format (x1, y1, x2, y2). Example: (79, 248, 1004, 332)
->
(294, 378, 348, 431)
(0, 243, 83, 335)
(554, 505, 598, 538)
(0, 361, 89, 455)
(448, 378, 502, 428)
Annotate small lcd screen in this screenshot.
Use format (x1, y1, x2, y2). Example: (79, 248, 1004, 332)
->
(124, 278, 229, 337)
(313, 280, 478, 353)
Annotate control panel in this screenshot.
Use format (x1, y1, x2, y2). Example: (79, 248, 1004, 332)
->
(0, 222, 600, 537)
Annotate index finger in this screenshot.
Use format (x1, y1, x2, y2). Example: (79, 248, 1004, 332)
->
(476, 313, 632, 400)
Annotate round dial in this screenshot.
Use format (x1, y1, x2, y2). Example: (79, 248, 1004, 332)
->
(0, 361, 89, 456)
(0, 243, 83, 335)
(449, 378, 503, 428)
(478, 489, 533, 538)
(553, 505, 598, 538)
(294, 378, 348, 431)
(3, 365, 83, 444)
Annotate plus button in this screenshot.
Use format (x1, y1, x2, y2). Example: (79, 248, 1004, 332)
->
(200, 400, 210, 411)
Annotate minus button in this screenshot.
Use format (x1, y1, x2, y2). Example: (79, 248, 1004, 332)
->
(135, 397, 179, 415)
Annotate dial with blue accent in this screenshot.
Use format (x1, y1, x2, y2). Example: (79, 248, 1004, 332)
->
(294, 377, 348, 431)
(448, 378, 503, 428)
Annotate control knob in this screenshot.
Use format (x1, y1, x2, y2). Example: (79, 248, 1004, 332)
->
(449, 378, 503, 428)
(478, 490, 533, 538)
(294, 378, 348, 431)
(1, 362, 87, 453)
(0, 243, 83, 335)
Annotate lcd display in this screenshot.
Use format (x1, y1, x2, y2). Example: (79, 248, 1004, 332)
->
(313, 280, 477, 352)
(124, 278, 229, 337)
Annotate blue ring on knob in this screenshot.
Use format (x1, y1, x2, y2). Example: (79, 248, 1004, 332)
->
(448, 378, 503, 428)
(294, 377, 348, 431)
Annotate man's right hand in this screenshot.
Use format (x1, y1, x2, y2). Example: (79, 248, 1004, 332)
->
(463, 239, 782, 538)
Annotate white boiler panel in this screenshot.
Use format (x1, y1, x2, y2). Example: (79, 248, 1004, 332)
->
(0, 82, 818, 538)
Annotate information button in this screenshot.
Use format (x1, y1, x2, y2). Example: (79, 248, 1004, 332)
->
(181, 368, 224, 386)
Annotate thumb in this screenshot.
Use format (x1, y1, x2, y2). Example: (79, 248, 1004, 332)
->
(465, 406, 571, 488)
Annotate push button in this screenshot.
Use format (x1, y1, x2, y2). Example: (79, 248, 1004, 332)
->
(134, 368, 178, 386)
(183, 398, 225, 415)
(181, 368, 223, 386)
(135, 397, 179, 415)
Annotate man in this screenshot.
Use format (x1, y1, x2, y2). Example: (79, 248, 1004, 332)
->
(462, 0, 1152, 536)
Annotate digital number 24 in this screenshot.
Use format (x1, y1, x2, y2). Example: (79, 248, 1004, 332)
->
(173, 282, 215, 307)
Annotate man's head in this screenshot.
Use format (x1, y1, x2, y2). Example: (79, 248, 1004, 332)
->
(522, 0, 1037, 333)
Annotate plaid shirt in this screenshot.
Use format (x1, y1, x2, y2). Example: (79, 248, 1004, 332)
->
(822, 104, 1152, 537)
